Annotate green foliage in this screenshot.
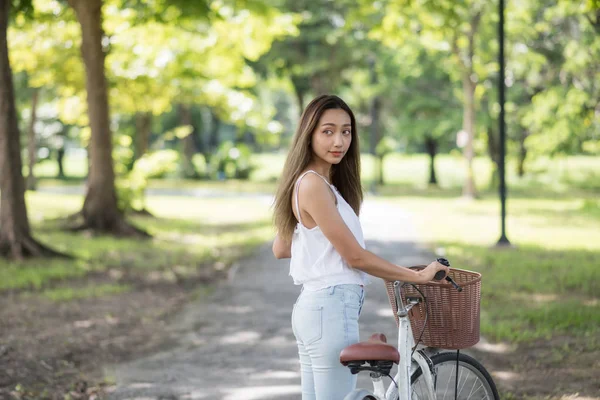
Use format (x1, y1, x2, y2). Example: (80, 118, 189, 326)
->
(8, 0, 599, 193)
(10, 0, 297, 171)
(253, 0, 371, 100)
(116, 150, 180, 212)
(375, 136, 398, 157)
(106, 0, 297, 125)
(118, 0, 210, 24)
(383, 48, 462, 151)
(363, 0, 599, 167)
(580, 199, 600, 215)
(210, 141, 254, 180)
(504, 0, 600, 157)
(10, 0, 33, 16)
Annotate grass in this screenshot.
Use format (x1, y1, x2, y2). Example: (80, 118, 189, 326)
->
(39, 283, 132, 302)
(0, 193, 274, 295)
(388, 194, 600, 342)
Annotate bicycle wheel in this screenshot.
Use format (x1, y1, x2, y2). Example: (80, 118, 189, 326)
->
(343, 389, 378, 400)
(411, 352, 499, 400)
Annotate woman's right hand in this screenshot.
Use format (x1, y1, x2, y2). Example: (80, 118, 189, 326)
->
(417, 260, 449, 283)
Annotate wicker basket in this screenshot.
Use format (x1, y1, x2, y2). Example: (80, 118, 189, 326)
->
(385, 267, 481, 349)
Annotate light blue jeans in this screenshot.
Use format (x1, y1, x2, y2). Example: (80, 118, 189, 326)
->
(291, 284, 365, 400)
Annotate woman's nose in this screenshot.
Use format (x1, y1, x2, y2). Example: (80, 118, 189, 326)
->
(333, 133, 343, 147)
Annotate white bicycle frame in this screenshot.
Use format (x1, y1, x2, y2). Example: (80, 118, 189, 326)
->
(367, 281, 437, 400)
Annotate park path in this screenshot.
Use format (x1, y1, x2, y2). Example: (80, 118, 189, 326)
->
(106, 199, 439, 400)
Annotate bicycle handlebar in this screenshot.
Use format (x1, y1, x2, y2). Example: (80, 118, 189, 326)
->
(434, 258, 463, 292)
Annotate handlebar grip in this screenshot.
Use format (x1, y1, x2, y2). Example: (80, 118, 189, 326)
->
(433, 257, 450, 281)
(409, 259, 463, 291)
(433, 270, 446, 281)
(434, 257, 463, 291)
(437, 257, 450, 267)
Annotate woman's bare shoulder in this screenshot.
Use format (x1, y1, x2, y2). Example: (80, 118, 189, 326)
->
(296, 172, 336, 206)
(297, 172, 328, 192)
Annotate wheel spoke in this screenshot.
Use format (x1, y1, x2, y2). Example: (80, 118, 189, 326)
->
(442, 363, 454, 400)
(411, 353, 498, 400)
(460, 368, 476, 398)
(466, 380, 485, 399)
(457, 366, 466, 397)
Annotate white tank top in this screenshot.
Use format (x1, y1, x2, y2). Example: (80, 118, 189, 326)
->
(289, 170, 370, 291)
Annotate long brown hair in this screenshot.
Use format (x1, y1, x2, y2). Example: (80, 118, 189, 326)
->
(273, 95, 363, 242)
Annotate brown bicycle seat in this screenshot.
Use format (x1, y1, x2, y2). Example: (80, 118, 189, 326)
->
(340, 333, 400, 365)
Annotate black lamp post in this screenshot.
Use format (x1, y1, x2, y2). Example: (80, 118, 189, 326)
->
(497, 0, 511, 246)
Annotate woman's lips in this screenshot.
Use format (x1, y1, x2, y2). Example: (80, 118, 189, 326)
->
(330, 151, 343, 157)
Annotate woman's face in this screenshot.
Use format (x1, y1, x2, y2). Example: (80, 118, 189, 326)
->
(310, 108, 352, 165)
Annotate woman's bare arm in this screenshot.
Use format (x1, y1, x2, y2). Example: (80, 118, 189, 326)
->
(272, 233, 292, 259)
(298, 174, 447, 283)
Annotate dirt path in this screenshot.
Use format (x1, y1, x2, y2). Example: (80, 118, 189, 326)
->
(104, 200, 598, 400)
(105, 199, 440, 399)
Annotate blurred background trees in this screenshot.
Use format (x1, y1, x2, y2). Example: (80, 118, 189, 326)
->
(1, 0, 599, 257)
(2, 3, 598, 397)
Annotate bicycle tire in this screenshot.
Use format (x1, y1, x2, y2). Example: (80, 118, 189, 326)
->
(410, 352, 500, 400)
(342, 388, 378, 400)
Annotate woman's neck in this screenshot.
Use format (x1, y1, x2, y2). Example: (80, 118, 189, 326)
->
(306, 162, 332, 182)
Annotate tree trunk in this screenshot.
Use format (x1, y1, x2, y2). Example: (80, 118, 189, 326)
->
(310, 75, 329, 96)
(368, 58, 383, 187)
(461, 70, 477, 198)
(291, 77, 307, 115)
(295, 89, 304, 115)
(244, 130, 256, 148)
(178, 104, 197, 178)
(209, 110, 220, 152)
(68, 0, 147, 237)
(453, 12, 481, 199)
(26, 88, 39, 191)
(0, 0, 65, 259)
(130, 113, 152, 215)
(425, 136, 438, 186)
(134, 111, 151, 162)
(372, 97, 383, 186)
(204, 111, 220, 177)
(517, 129, 528, 177)
(377, 155, 385, 186)
(57, 147, 65, 178)
(194, 114, 205, 155)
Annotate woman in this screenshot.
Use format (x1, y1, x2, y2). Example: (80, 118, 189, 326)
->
(272, 95, 448, 400)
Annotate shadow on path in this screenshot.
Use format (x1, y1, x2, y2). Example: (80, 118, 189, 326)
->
(106, 200, 438, 400)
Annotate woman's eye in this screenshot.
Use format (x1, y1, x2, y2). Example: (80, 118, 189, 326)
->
(323, 130, 333, 135)
(343, 130, 351, 135)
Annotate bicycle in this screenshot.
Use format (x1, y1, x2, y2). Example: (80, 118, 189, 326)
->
(339, 258, 500, 400)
